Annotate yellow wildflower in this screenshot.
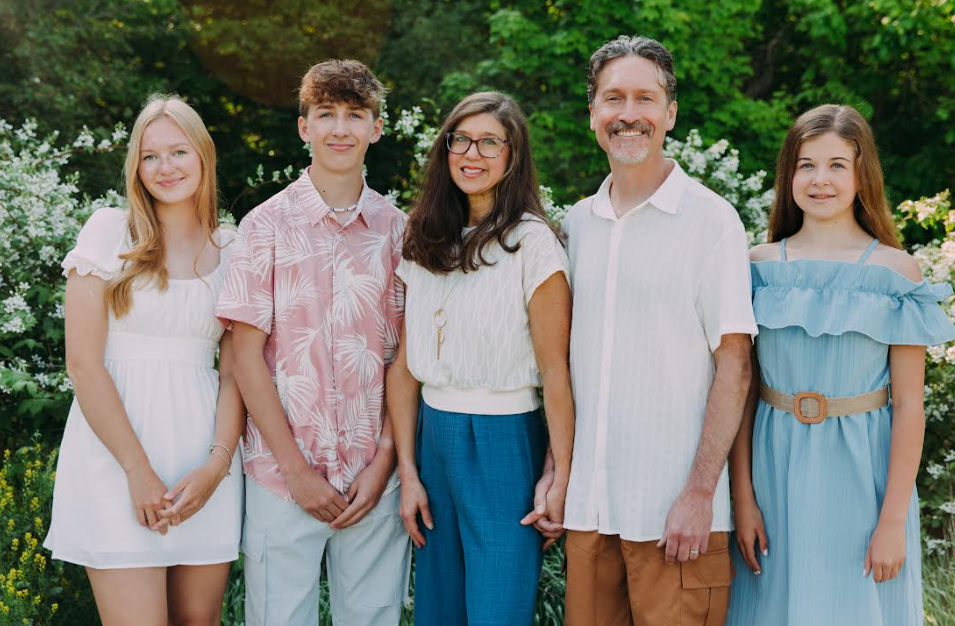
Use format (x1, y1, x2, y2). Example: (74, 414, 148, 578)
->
(3, 450, 9, 460)
(51, 602, 58, 613)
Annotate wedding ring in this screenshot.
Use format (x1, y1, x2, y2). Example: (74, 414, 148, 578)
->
(689, 548, 700, 556)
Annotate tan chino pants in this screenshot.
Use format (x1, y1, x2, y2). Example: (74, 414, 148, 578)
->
(564, 530, 733, 626)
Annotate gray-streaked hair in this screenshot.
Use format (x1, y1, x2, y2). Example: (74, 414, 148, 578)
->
(587, 35, 677, 105)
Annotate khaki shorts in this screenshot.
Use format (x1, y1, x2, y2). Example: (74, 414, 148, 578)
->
(564, 530, 733, 626)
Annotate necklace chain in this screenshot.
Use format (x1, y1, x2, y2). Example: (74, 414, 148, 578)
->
(328, 202, 358, 213)
(433, 271, 464, 361)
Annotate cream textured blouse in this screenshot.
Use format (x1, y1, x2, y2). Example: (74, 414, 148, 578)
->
(395, 214, 569, 415)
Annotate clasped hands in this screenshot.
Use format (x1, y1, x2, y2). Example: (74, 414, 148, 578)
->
(125, 453, 231, 535)
(285, 449, 393, 531)
(519, 449, 567, 550)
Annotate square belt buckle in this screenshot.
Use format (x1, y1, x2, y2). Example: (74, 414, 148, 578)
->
(794, 391, 827, 424)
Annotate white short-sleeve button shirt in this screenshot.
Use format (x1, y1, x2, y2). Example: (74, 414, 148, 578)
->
(562, 160, 757, 541)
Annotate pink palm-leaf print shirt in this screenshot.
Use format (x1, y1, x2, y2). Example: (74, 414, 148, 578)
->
(216, 169, 406, 500)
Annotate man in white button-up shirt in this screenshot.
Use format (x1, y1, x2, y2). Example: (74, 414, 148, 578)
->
(561, 36, 758, 626)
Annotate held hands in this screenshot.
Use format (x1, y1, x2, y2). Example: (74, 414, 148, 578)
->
(520, 449, 567, 550)
(152, 455, 230, 531)
(399, 473, 433, 549)
(864, 519, 906, 583)
(124, 464, 170, 536)
(657, 487, 714, 563)
(733, 494, 769, 574)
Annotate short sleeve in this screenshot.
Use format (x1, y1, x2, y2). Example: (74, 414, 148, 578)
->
(696, 223, 758, 352)
(395, 257, 415, 286)
(215, 209, 275, 333)
(61, 207, 129, 280)
(519, 219, 569, 307)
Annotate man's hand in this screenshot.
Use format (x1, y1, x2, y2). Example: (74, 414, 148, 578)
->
(330, 454, 393, 530)
(656, 487, 714, 563)
(285, 465, 349, 523)
(520, 451, 566, 550)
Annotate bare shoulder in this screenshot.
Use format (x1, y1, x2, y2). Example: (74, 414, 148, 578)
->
(868, 245, 923, 282)
(749, 242, 781, 263)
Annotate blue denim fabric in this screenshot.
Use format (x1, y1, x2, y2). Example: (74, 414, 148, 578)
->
(413, 401, 547, 626)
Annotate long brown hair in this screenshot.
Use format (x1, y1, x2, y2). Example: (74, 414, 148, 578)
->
(107, 94, 219, 316)
(402, 92, 554, 273)
(768, 104, 901, 248)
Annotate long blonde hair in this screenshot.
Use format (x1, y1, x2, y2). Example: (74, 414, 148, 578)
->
(107, 94, 219, 316)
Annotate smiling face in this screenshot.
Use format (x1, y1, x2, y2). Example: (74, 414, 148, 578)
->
(792, 132, 859, 223)
(589, 55, 677, 166)
(447, 113, 510, 209)
(137, 116, 203, 207)
(298, 100, 383, 176)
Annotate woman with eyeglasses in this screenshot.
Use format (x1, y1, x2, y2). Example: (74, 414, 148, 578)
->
(387, 91, 575, 625)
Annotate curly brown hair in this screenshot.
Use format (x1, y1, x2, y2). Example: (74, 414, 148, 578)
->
(298, 59, 387, 118)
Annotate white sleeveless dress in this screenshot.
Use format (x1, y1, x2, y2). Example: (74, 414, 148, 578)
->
(43, 207, 243, 569)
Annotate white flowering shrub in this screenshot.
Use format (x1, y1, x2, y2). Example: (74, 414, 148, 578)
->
(664, 129, 774, 241)
(897, 190, 955, 554)
(0, 119, 125, 445)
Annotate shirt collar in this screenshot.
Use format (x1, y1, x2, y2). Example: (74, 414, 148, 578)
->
(293, 167, 378, 229)
(591, 159, 688, 221)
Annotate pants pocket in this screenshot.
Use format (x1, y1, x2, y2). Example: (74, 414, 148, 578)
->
(241, 517, 268, 626)
(679, 532, 733, 626)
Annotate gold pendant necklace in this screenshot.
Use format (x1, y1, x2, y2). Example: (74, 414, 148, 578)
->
(433, 272, 463, 361)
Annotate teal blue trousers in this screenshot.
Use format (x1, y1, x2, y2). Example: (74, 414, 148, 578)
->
(413, 401, 546, 626)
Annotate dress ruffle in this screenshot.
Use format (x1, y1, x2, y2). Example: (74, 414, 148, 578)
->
(752, 260, 955, 346)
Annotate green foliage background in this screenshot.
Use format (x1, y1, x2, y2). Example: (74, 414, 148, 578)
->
(2, 1, 955, 624)
(1, 0, 953, 215)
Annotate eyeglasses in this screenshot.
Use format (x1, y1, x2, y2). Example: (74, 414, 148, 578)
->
(445, 133, 510, 158)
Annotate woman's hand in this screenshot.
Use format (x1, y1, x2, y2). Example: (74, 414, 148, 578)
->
(733, 495, 768, 574)
(125, 464, 170, 535)
(399, 473, 433, 549)
(521, 450, 567, 550)
(153, 456, 230, 530)
(865, 519, 906, 583)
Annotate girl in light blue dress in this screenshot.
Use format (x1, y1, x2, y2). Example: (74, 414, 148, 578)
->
(727, 104, 955, 625)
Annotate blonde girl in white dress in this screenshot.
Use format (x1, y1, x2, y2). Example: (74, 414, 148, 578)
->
(43, 95, 244, 626)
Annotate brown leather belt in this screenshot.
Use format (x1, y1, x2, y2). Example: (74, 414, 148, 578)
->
(759, 384, 889, 425)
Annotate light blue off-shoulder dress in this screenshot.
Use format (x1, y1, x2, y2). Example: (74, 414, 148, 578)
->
(727, 238, 955, 626)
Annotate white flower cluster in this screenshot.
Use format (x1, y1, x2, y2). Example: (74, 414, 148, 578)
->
(0, 118, 123, 411)
(664, 129, 773, 242)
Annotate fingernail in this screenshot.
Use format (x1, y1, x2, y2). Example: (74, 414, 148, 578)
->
(535, 505, 545, 514)
(754, 570, 761, 576)
(763, 549, 769, 556)
(862, 569, 866, 577)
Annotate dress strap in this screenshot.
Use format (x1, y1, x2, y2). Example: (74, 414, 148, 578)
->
(780, 238, 788, 262)
(857, 238, 880, 264)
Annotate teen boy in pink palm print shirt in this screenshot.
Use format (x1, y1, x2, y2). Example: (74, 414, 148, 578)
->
(216, 60, 409, 626)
